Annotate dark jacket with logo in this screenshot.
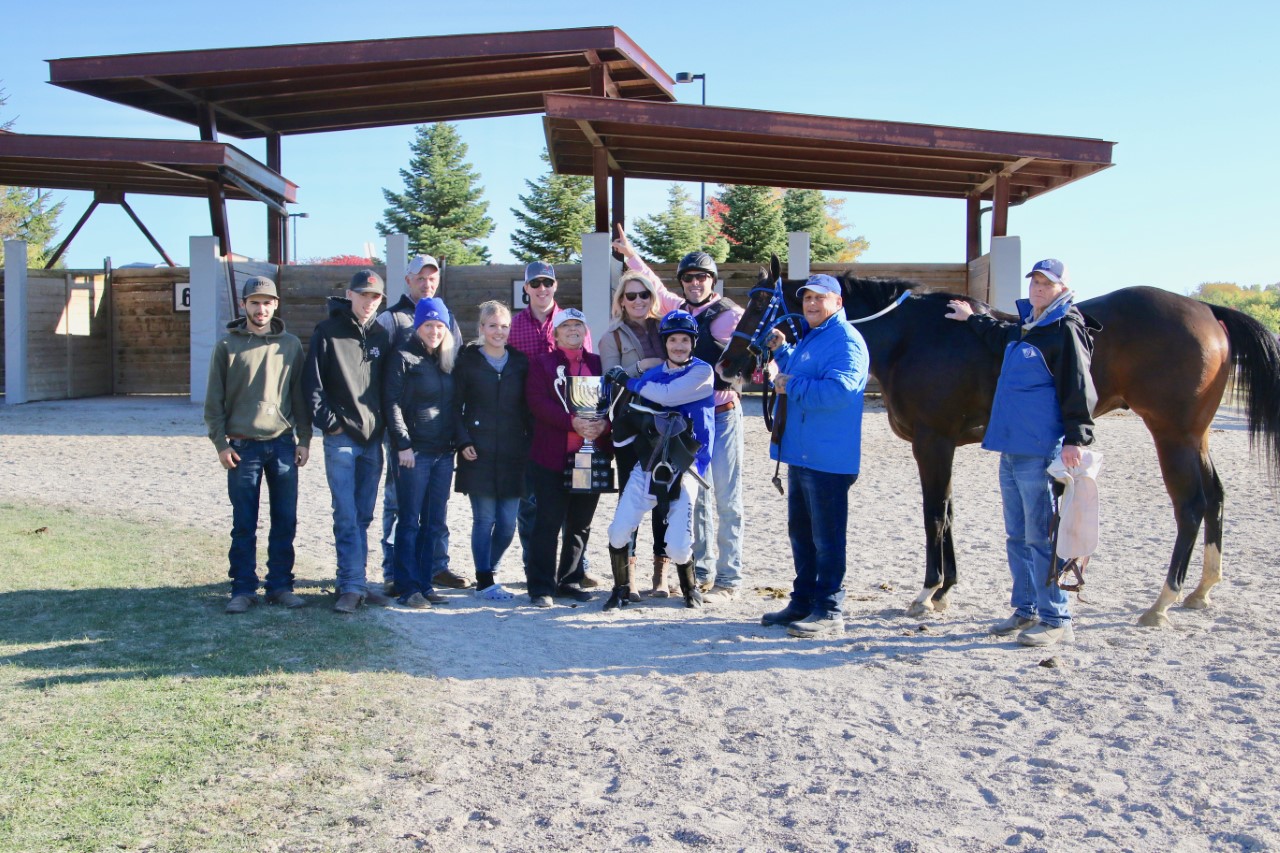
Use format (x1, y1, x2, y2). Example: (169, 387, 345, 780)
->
(453, 342, 532, 498)
(304, 296, 390, 445)
(383, 335, 457, 455)
(966, 295, 1097, 458)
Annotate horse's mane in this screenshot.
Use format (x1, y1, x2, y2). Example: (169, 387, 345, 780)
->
(835, 274, 1014, 321)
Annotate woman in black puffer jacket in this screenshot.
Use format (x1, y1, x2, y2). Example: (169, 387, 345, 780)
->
(453, 301, 532, 600)
(384, 297, 459, 608)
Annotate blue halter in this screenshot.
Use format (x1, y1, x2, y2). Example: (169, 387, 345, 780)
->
(731, 277, 806, 368)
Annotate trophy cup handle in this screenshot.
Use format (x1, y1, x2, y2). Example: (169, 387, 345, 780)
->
(553, 365, 569, 412)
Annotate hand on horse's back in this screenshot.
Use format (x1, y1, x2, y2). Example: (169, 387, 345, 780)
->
(945, 300, 973, 321)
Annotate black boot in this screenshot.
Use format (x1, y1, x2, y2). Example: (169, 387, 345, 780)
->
(604, 545, 632, 611)
(676, 561, 703, 609)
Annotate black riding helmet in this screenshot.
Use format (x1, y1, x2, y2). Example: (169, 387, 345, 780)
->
(676, 251, 718, 281)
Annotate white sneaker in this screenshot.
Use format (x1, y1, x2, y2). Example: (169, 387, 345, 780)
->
(787, 612, 845, 638)
(989, 613, 1039, 636)
(1017, 622, 1075, 647)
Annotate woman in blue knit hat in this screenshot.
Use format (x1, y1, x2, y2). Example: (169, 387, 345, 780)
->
(383, 296, 459, 608)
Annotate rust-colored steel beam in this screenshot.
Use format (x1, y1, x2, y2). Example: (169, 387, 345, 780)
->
(119, 197, 177, 266)
(44, 199, 99, 269)
(966, 194, 982, 262)
(593, 146, 609, 233)
(992, 174, 1010, 239)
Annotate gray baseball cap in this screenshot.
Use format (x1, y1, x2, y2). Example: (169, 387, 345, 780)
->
(241, 275, 278, 300)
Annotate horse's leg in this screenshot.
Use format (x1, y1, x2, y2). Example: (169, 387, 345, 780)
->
(906, 432, 956, 617)
(930, 497, 957, 612)
(1138, 434, 1207, 628)
(1184, 444, 1224, 609)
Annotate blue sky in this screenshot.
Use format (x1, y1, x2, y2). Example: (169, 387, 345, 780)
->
(3, 0, 1276, 300)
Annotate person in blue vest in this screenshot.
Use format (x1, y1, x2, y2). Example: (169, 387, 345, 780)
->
(603, 310, 715, 610)
(945, 258, 1097, 647)
(760, 275, 870, 638)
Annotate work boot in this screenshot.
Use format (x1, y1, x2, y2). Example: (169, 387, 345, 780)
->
(225, 594, 257, 614)
(649, 556, 672, 598)
(265, 589, 306, 609)
(333, 592, 362, 614)
(604, 546, 632, 611)
(676, 561, 703, 609)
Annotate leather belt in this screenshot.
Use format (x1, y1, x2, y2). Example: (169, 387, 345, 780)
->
(714, 399, 737, 415)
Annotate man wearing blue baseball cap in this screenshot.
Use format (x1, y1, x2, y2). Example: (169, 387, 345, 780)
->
(761, 274, 869, 638)
(945, 258, 1097, 647)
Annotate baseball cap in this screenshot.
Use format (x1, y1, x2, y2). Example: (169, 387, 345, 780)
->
(551, 307, 587, 330)
(798, 274, 841, 296)
(413, 297, 451, 330)
(348, 269, 385, 294)
(407, 255, 439, 276)
(241, 275, 278, 301)
(1026, 259, 1068, 285)
(524, 261, 556, 284)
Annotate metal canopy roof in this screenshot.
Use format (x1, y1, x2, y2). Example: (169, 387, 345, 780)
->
(48, 27, 675, 139)
(0, 133, 297, 203)
(543, 95, 1114, 203)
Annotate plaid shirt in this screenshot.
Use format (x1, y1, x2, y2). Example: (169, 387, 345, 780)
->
(508, 302, 594, 359)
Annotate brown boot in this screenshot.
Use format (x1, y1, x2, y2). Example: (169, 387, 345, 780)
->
(649, 556, 672, 598)
(627, 557, 641, 602)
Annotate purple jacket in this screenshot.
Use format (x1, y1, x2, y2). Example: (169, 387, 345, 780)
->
(525, 349, 613, 472)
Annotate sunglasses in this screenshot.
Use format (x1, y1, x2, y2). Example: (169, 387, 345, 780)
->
(680, 272, 712, 284)
(622, 291, 651, 302)
(527, 278, 555, 289)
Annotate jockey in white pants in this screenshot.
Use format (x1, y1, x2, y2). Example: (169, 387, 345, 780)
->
(604, 311, 716, 610)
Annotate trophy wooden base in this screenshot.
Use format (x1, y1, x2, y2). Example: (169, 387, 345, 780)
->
(564, 451, 615, 493)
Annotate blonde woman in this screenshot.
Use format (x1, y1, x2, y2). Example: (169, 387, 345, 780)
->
(599, 271, 677, 597)
(383, 297, 459, 608)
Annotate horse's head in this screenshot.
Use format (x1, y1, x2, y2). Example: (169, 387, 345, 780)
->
(718, 255, 803, 380)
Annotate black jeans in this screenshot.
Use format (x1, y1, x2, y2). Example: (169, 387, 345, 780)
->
(525, 462, 600, 598)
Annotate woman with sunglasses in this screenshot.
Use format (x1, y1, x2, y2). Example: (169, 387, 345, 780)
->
(600, 271, 676, 598)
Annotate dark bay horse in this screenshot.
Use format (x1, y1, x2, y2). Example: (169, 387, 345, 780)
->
(719, 259, 1280, 626)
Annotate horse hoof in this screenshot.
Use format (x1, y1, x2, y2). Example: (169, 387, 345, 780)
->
(905, 601, 933, 618)
(1182, 594, 1211, 611)
(930, 594, 951, 613)
(1137, 610, 1172, 628)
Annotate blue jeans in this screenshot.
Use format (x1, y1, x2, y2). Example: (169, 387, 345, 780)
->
(393, 451, 454, 597)
(323, 433, 383, 595)
(226, 435, 298, 596)
(999, 452, 1070, 626)
(787, 466, 857, 617)
(693, 403, 744, 587)
(382, 439, 450, 584)
(470, 495, 521, 576)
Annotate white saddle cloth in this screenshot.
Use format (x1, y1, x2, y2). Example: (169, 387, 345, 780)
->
(1047, 449, 1103, 559)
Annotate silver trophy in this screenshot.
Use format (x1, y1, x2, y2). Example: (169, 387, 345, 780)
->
(553, 366, 615, 492)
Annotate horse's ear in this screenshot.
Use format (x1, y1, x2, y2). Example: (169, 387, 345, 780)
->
(770, 254, 781, 281)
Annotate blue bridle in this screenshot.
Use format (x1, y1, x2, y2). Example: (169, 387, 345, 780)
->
(731, 277, 806, 368)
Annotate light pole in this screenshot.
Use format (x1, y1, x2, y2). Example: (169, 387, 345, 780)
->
(675, 71, 707, 219)
(288, 212, 309, 264)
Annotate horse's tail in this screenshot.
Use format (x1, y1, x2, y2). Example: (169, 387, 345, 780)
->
(1209, 303, 1280, 482)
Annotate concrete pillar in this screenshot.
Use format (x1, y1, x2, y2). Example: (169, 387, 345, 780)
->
(580, 232, 612, 345)
(190, 236, 223, 405)
(787, 232, 811, 281)
(989, 236, 1023, 313)
(385, 233, 408, 305)
(4, 240, 29, 404)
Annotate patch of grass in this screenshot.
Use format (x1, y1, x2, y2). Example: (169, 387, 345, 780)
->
(0, 504, 437, 852)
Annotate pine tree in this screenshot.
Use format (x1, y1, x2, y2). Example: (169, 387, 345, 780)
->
(632, 185, 726, 262)
(0, 87, 64, 267)
(718, 185, 787, 263)
(509, 150, 595, 263)
(781, 189, 869, 263)
(377, 123, 494, 265)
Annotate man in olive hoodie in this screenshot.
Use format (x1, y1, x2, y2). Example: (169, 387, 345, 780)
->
(304, 270, 395, 614)
(205, 275, 313, 614)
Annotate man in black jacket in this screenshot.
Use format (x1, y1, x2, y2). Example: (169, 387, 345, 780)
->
(374, 255, 469, 593)
(304, 269, 395, 613)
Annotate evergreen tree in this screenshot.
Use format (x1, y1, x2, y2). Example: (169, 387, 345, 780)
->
(0, 87, 64, 267)
(632, 185, 727, 262)
(718, 184, 787, 263)
(509, 150, 594, 263)
(377, 123, 494, 265)
(781, 189, 868, 263)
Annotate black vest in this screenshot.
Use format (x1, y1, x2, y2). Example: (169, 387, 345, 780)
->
(682, 298, 738, 391)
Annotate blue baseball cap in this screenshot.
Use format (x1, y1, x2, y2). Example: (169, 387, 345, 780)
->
(524, 261, 556, 284)
(799, 274, 841, 296)
(413, 297, 451, 330)
(1026, 258, 1068, 285)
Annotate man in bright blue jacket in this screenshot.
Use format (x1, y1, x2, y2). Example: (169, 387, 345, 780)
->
(761, 274, 869, 638)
